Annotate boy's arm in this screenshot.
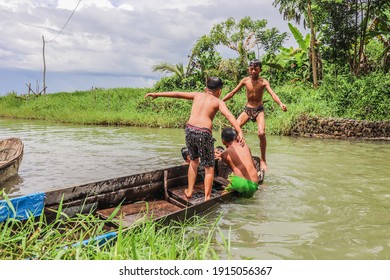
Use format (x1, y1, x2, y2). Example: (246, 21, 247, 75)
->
(222, 80, 245, 102)
(264, 80, 287, 112)
(218, 101, 245, 145)
(145, 92, 196, 100)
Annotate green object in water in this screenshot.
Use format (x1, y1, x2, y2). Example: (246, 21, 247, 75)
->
(225, 175, 258, 198)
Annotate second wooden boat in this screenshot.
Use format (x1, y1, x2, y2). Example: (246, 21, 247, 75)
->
(0, 138, 24, 183)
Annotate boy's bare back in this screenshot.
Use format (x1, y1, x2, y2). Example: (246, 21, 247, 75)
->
(188, 92, 222, 130)
(222, 141, 258, 183)
(145, 82, 244, 143)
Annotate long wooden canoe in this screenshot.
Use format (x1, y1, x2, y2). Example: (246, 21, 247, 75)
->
(0, 138, 24, 183)
(0, 157, 264, 229)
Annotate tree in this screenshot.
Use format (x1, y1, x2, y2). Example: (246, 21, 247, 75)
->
(267, 24, 311, 83)
(256, 27, 288, 79)
(152, 62, 186, 79)
(366, 8, 390, 72)
(186, 35, 222, 84)
(273, 0, 320, 87)
(151, 17, 296, 90)
(256, 28, 288, 61)
(209, 17, 267, 75)
(217, 59, 241, 83)
(319, 0, 388, 76)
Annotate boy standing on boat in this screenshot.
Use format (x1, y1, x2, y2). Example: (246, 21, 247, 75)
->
(218, 127, 259, 198)
(145, 77, 244, 201)
(222, 59, 287, 172)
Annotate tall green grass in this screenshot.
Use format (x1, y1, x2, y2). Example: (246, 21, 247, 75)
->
(0, 193, 230, 260)
(0, 87, 300, 134)
(0, 213, 231, 260)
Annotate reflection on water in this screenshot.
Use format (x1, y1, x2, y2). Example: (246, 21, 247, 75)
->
(1, 118, 389, 259)
(0, 174, 22, 194)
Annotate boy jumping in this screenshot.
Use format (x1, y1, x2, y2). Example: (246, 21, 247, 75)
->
(222, 59, 287, 172)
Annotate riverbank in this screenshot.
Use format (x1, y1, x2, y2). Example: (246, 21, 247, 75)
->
(290, 115, 390, 141)
(1, 77, 389, 139)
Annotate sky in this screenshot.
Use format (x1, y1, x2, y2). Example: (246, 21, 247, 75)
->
(0, 0, 304, 96)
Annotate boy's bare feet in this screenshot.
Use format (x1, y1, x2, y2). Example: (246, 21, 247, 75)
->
(257, 169, 265, 183)
(184, 189, 192, 200)
(260, 160, 268, 172)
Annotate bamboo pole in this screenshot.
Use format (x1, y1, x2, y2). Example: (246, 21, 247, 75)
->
(42, 35, 46, 95)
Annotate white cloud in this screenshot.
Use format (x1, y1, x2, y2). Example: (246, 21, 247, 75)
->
(0, 0, 31, 11)
(118, 4, 134, 11)
(57, 0, 115, 10)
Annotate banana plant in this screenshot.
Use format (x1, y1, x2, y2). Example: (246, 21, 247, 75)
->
(288, 22, 310, 52)
(267, 23, 311, 82)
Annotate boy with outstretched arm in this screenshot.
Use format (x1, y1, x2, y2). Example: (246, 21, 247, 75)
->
(145, 77, 244, 201)
(222, 59, 287, 172)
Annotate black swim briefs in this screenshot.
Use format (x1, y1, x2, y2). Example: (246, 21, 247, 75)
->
(243, 105, 264, 122)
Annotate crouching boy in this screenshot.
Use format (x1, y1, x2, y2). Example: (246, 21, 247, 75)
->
(220, 127, 259, 198)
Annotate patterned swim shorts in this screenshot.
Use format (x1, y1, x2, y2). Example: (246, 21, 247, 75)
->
(185, 124, 215, 167)
(243, 105, 264, 122)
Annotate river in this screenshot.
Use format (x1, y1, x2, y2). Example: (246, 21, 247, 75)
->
(1, 118, 389, 259)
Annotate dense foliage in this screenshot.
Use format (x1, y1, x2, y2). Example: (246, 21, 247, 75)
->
(150, 2, 389, 122)
(318, 71, 390, 120)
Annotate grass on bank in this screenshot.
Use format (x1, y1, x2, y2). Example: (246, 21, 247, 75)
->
(0, 71, 389, 135)
(0, 87, 318, 135)
(0, 198, 231, 260)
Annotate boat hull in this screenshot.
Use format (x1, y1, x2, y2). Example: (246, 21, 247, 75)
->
(0, 138, 24, 183)
(1, 157, 263, 227)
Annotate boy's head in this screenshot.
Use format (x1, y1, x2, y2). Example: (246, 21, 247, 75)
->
(214, 145, 225, 160)
(206, 77, 223, 91)
(249, 59, 262, 75)
(221, 128, 237, 146)
(249, 59, 262, 68)
(181, 147, 190, 162)
(215, 146, 225, 153)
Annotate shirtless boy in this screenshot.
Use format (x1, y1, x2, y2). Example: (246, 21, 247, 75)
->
(145, 77, 244, 201)
(220, 127, 259, 198)
(222, 59, 287, 172)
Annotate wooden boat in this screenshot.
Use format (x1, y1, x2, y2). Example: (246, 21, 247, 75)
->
(0, 138, 24, 183)
(0, 157, 264, 229)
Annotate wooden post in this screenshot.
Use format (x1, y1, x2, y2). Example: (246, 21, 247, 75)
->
(42, 35, 46, 94)
(163, 170, 169, 201)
